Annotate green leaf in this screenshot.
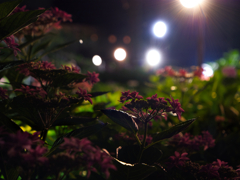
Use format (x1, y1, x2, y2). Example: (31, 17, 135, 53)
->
(111, 159, 157, 180)
(18, 34, 47, 50)
(0, 112, 22, 133)
(148, 119, 195, 148)
(52, 117, 97, 126)
(51, 73, 86, 87)
(0, 0, 22, 20)
(31, 39, 53, 57)
(90, 91, 110, 98)
(45, 122, 108, 156)
(38, 40, 76, 59)
(0, 60, 26, 72)
(0, 10, 45, 40)
(101, 109, 138, 133)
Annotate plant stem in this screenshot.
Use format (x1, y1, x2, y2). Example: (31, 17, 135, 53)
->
(137, 121, 148, 163)
(41, 129, 48, 142)
(134, 133, 142, 146)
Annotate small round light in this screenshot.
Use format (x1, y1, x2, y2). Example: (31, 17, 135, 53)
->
(114, 48, 127, 61)
(79, 39, 83, 44)
(153, 21, 167, 38)
(92, 55, 102, 66)
(146, 49, 161, 66)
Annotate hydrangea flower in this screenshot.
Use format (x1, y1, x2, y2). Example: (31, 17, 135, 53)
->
(169, 151, 190, 167)
(85, 71, 100, 85)
(1, 35, 20, 56)
(76, 87, 92, 104)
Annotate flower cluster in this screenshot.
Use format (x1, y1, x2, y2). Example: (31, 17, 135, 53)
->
(222, 66, 237, 78)
(168, 131, 215, 151)
(17, 61, 56, 76)
(120, 91, 184, 122)
(57, 137, 116, 179)
(15, 85, 47, 98)
(0, 87, 8, 99)
(0, 128, 48, 175)
(76, 87, 93, 104)
(0, 35, 20, 56)
(167, 151, 240, 179)
(12, 6, 72, 37)
(0, 127, 116, 179)
(156, 66, 204, 79)
(168, 151, 190, 168)
(85, 71, 100, 85)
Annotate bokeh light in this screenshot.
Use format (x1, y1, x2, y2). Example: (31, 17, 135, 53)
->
(202, 63, 213, 77)
(114, 48, 127, 61)
(92, 55, 102, 66)
(153, 21, 167, 38)
(123, 36, 131, 44)
(146, 49, 161, 66)
(79, 39, 83, 44)
(90, 34, 98, 41)
(180, 0, 203, 8)
(108, 35, 117, 44)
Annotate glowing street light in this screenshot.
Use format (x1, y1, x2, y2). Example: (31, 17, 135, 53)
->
(92, 55, 102, 66)
(202, 63, 213, 77)
(180, 0, 204, 8)
(114, 48, 127, 61)
(146, 49, 161, 66)
(153, 21, 167, 38)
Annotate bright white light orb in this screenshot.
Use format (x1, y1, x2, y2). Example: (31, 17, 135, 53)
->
(92, 55, 102, 66)
(114, 48, 127, 61)
(146, 49, 161, 66)
(79, 39, 83, 44)
(202, 63, 213, 77)
(153, 21, 167, 38)
(180, 0, 203, 8)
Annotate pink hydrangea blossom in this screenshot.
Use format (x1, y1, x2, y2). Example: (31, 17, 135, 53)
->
(212, 159, 229, 168)
(120, 90, 143, 103)
(166, 96, 184, 120)
(85, 71, 100, 85)
(169, 151, 190, 167)
(60, 137, 116, 179)
(222, 66, 237, 78)
(179, 69, 187, 77)
(17, 61, 56, 76)
(12, 6, 72, 37)
(199, 164, 219, 178)
(1, 35, 20, 56)
(76, 87, 92, 104)
(15, 85, 47, 98)
(169, 131, 215, 151)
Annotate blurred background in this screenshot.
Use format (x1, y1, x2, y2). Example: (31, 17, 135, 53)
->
(1, 0, 240, 89)
(14, 0, 240, 66)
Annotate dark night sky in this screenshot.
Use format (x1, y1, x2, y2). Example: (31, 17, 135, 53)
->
(6, 0, 240, 67)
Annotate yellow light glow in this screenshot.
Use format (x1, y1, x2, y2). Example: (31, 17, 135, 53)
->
(92, 55, 102, 66)
(114, 48, 127, 61)
(180, 0, 203, 8)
